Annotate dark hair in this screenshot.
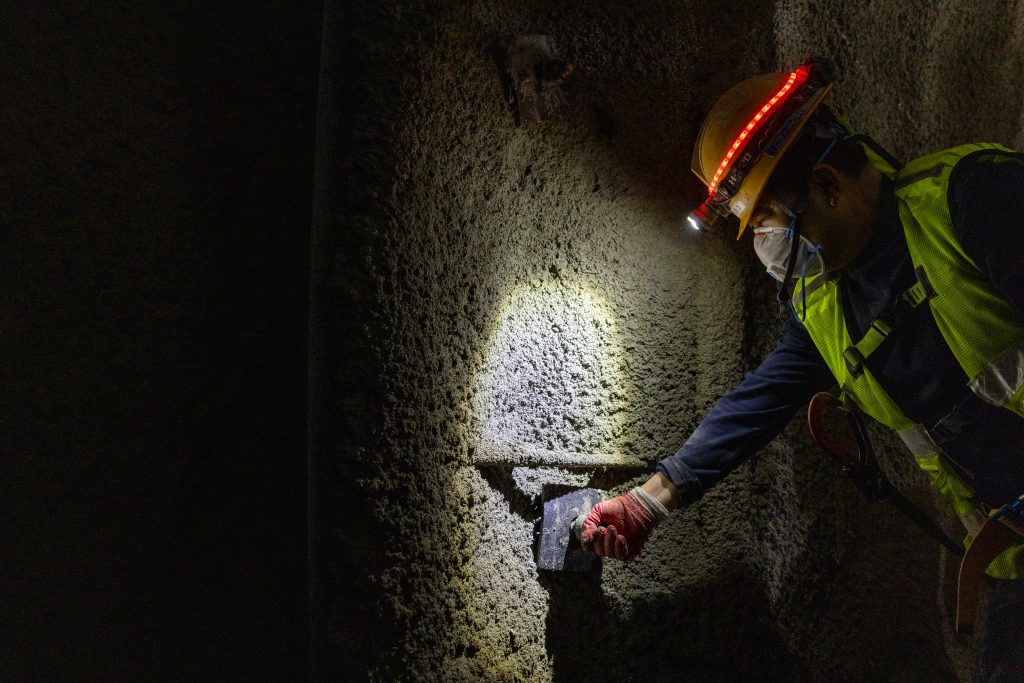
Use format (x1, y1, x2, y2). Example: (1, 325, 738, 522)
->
(764, 105, 868, 200)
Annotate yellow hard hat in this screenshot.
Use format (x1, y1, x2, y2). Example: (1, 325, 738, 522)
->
(690, 65, 833, 238)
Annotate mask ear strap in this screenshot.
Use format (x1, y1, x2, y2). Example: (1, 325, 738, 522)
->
(774, 195, 807, 305)
(775, 219, 802, 305)
(770, 128, 839, 310)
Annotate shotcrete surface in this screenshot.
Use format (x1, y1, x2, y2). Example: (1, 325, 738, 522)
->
(315, 1, 1024, 680)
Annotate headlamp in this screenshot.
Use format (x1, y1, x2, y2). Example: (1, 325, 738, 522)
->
(686, 199, 729, 232)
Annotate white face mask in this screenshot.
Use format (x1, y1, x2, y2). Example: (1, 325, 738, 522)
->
(752, 226, 825, 282)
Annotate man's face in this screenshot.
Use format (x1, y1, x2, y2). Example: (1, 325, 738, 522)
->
(749, 187, 831, 251)
(748, 193, 795, 230)
(748, 162, 882, 275)
(747, 185, 837, 283)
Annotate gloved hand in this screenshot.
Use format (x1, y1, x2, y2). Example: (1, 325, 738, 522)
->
(579, 487, 669, 561)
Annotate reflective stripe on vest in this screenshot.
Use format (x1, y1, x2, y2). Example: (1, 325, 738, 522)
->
(898, 426, 985, 535)
(971, 341, 1024, 407)
(795, 143, 1024, 578)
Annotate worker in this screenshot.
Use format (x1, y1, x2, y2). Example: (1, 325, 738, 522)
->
(580, 58, 1024, 680)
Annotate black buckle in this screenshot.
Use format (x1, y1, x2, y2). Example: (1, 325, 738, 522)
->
(843, 346, 865, 378)
(916, 266, 936, 298)
(903, 267, 936, 306)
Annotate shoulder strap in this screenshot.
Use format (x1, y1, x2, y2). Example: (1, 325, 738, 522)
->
(842, 267, 936, 377)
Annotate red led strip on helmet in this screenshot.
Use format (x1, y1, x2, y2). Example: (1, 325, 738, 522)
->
(707, 66, 810, 195)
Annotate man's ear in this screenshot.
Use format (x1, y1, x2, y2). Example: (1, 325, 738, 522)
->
(811, 164, 843, 204)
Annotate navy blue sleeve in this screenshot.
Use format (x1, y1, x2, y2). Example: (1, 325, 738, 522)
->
(949, 151, 1024, 312)
(656, 316, 835, 504)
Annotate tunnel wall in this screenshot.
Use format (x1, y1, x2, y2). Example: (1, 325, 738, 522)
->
(314, 1, 1024, 680)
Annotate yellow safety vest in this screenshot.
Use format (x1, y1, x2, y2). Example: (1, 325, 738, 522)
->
(794, 143, 1024, 578)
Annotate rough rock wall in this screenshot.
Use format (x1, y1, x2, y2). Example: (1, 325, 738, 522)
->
(775, 0, 1024, 159)
(314, 1, 1024, 680)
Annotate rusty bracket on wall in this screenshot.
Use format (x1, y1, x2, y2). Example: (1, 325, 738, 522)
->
(494, 34, 573, 125)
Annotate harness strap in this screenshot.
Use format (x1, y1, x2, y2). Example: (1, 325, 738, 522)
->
(843, 266, 936, 377)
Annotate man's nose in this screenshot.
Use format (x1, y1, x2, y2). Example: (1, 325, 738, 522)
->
(752, 207, 784, 229)
(749, 206, 772, 229)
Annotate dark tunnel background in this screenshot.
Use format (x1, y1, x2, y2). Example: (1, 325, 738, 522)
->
(3, 3, 321, 678)
(6, 0, 1024, 680)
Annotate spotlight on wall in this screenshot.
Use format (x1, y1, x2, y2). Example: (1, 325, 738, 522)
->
(473, 281, 635, 468)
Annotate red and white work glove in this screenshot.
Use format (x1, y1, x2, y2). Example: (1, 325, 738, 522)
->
(579, 487, 670, 561)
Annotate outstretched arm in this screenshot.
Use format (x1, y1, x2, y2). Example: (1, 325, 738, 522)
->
(583, 315, 834, 560)
(656, 315, 834, 505)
